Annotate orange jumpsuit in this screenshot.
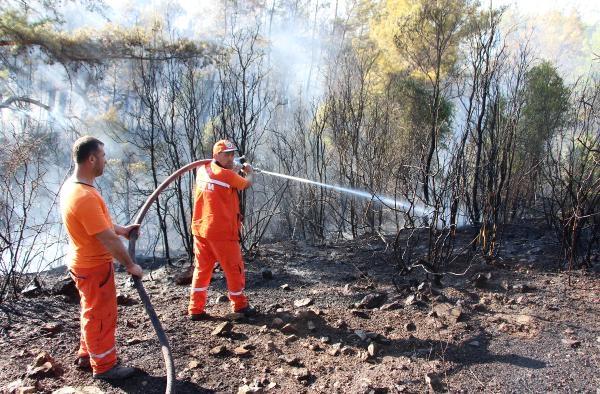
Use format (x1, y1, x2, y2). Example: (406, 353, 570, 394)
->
(61, 182, 118, 374)
(189, 161, 251, 314)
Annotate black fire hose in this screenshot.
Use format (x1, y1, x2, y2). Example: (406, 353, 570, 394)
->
(127, 159, 211, 394)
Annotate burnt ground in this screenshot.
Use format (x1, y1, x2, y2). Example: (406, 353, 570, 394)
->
(1, 223, 599, 393)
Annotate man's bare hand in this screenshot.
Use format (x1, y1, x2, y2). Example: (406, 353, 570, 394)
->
(117, 224, 141, 240)
(242, 163, 253, 175)
(127, 263, 143, 278)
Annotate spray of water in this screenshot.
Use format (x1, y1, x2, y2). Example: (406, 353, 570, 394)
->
(259, 170, 429, 216)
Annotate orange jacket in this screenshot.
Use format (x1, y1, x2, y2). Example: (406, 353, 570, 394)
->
(60, 182, 114, 269)
(191, 161, 250, 240)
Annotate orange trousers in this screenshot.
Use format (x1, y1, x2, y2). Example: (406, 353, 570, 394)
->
(188, 236, 248, 314)
(70, 262, 118, 374)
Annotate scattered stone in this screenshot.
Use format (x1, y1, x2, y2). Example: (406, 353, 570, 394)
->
(116, 293, 136, 306)
(335, 319, 348, 329)
(328, 343, 341, 356)
(17, 387, 36, 394)
(308, 344, 321, 351)
(341, 346, 355, 356)
(280, 284, 290, 291)
(473, 272, 492, 288)
(51, 387, 93, 394)
(174, 266, 193, 285)
(513, 283, 534, 293)
(238, 384, 263, 394)
(296, 310, 318, 320)
(320, 336, 330, 344)
(515, 314, 533, 325)
(212, 321, 233, 336)
(209, 345, 227, 356)
(516, 296, 527, 304)
(4, 379, 24, 394)
(188, 360, 199, 369)
(356, 293, 386, 309)
(355, 330, 368, 341)
(291, 367, 310, 382)
(351, 310, 370, 319)
(280, 323, 297, 334)
(359, 351, 370, 361)
(265, 341, 277, 352)
(561, 339, 581, 348)
(564, 328, 575, 335)
(404, 295, 416, 306)
(216, 295, 229, 303)
(367, 342, 379, 357)
(433, 303, 463, 323)
(425, 372, 444, 392)
(41, 322, 62, 334)
(404, 322, 416, 332)
(380, 301, 402, 311)
(261, 269, 273, 280)
(285, 335, 299, 343)
(52, 277, 79, 301)
(125, 320, 138, 328)
(294, 298, 313, 308)
(126, 338, 144, 346)
(279, 355, 302, 366)
(21, 278, 43, 298)
(234, 345, 252, 357)
(27, 352, 63, 378)
(272, 318, 284, 328)
(342, 284, 353, 295)
(307, 321, 316, 331)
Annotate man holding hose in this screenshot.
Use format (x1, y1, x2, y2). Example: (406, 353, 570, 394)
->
(188, 139, 257, 320)
(61, 136, 143, 380)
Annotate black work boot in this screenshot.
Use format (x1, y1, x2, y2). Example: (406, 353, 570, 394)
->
(235, 305, 258, 317)
(189, 312, 210, 321)
(93, 364, 136, 380)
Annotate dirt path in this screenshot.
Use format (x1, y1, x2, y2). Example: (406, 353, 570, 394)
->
(1, 229, 599, 393)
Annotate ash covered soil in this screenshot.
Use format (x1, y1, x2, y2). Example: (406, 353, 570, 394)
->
(1, 224, 599, 393)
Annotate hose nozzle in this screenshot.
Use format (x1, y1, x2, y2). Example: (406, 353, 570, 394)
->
(233, 155, 246, 167)
(234, 155, 261, 173)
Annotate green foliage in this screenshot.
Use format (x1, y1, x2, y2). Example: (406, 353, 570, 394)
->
(0, 10, 220, 67)
(393, 0, 477, 83)
(388, 73, 453, 138)
(521, 60, 570, 149)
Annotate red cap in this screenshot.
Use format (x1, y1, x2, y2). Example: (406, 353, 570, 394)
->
(212, 140, 237, 156)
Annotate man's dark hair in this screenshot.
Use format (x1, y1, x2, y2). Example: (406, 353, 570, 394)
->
(72, 136, 104, 164)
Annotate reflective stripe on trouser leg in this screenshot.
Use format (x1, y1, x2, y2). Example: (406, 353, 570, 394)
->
(188, 236, 216, 315)
(71, 263, 118, 374)
(208, 239, 248, 312)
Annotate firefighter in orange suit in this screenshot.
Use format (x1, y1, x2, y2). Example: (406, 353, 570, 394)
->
(61, 136, 143, 380)
(188, 139, 256, 319)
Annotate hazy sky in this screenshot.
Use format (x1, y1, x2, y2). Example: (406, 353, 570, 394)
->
(492, 0, 600, 24)
(83, 0, 600, 33)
